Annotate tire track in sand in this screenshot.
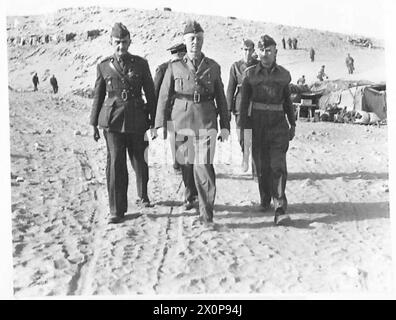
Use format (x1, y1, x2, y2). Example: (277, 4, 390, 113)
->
(152, 179, 183, 293)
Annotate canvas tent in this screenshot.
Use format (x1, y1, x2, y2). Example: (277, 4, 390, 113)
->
(316, 83, 386, 120)
(363, 85, 387, 119)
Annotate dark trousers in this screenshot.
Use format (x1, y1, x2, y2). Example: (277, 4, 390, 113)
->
(251, 110, 289, 211)
(33, 84, 38, 91)
(174, 133, 216, 221)
(103, 130, 149, 217)
(52, 85, 58, 93)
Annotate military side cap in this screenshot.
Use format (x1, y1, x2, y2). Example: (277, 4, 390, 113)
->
(183, 20, 204, 34)
(242, 39, 254, 48)
(111, 22, 130, 38)
(257, 34, 277, 49)
(167, 43, 187, 54)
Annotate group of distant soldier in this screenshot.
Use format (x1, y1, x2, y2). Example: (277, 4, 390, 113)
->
(89, 21, 296, 227)
(279, 34, 356, 82)
(8, 29, 103, 47)
(31, 73, 58, 93)
(281, 37, 298, 50)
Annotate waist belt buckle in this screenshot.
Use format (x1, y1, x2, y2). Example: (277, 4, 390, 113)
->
(121, 89, 128, 101)
(193, 91, 200, 103)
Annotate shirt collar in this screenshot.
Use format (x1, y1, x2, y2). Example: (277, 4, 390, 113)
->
(255, 61, 280, 74)
(184, 52, 205, 65)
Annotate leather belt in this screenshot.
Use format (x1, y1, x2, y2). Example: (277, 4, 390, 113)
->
(251, 101, 283, 111)
(108, 89, 141, 101)
(174, 92, 214, 103)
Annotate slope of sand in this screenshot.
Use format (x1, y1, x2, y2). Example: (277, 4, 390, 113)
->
(7, 7, 385, 94)
(7, 7, 392, 297)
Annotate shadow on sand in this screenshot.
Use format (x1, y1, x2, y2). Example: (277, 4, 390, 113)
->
(216, 171, 388, 182)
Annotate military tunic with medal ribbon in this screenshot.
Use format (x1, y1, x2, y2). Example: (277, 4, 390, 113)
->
(90, 52, 156, 134)
(155, 53, 230, 135)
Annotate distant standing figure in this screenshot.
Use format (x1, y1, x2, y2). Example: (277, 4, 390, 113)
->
(287, 37, 293, 49)
(317, 65, 328, 81)
(50, 75, 58, 93)
(281, 37, 286, 49)
(309, 47, 315, 62)
(32, 73, 39, 91)
(345, 53, 355, 74)
(292, 38, 298, 49)
(297, 75, 305, 85)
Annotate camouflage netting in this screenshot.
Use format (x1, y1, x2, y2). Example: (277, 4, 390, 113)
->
(310, 79, 375, 95)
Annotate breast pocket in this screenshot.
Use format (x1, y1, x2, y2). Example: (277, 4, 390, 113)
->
(105, 77, 115, 91)
(128, 72, 142, 88)
(174, 77, 183, 92)
(201, 72, 215, 93)
(98, 98, 116, 128)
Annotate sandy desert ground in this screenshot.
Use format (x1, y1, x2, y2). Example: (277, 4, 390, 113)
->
(6, 7, 393, 297)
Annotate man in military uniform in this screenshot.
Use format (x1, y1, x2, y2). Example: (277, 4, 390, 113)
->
(154, 43, 187, 172)
(310, 47, 315, 62)
(292, 37, 298, 50)
(50, 74, 58, 93)
(287, 37, 293, 49)
(240, 35, 296, 226)
(90, 22, 157, 224)
(155, 20, 230, 225)
(281, 37, 286, 50)
(32, 73, 39, 91)
(345, 53, 355, 74)
(317, 65, 328, 81)
(226, 39, 258, 172)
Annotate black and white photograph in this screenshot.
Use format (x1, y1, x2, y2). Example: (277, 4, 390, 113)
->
(1, 0, 395, 299)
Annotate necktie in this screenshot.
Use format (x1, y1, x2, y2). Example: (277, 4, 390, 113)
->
(119, 57, 126, 72)
(193, 58, 198, 70)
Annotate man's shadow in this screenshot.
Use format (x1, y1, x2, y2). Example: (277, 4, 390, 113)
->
(213, 201, 389, 230)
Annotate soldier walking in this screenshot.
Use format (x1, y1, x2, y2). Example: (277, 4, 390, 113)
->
(281, 37, 286, 49)
(240, 35, 296, 225)
(155, 20, 230, 226)
(226, 39, 258, 172)
(287, 37, 293, 49)
(32, 73, 39, 91)
(50, 75, 58, 93)
(89, 23, 157, 224)
(345, 53, 355, 74)
(292, 37, 298, 49)
(309, 47, 315, 62)
(154, 43, 187, 172)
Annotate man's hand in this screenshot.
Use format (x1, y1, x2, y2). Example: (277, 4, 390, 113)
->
(157, 127, 167, 140)
(150, 128, 158, 140)
(93, 126, 100, 142)
(289, 126, 296, 141)
(217, 128, 230, 142)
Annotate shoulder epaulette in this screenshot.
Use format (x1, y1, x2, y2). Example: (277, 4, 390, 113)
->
(245, 64, 257, 73)
(100, 56, 112, 63)
(170, 57, 182, 63)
